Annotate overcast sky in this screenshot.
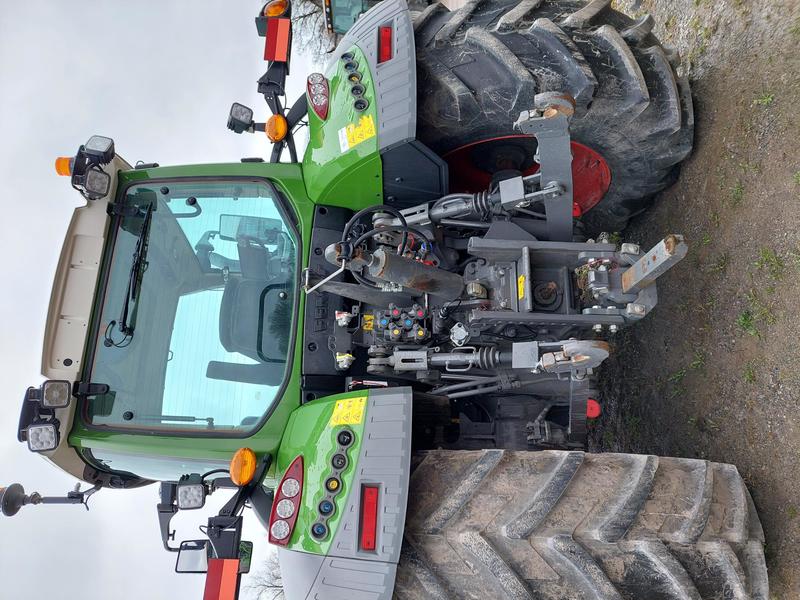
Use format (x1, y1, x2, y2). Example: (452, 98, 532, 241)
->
(0, 2, 312, 598)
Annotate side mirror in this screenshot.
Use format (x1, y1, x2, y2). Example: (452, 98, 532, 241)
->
(175, 540, 208, 573)
(0, 484, 27, 517)
(219, 214, 282, 243)
(175, 540, 253, 574)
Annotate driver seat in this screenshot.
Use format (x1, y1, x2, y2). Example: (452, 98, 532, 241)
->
(218, 277, 269, 363)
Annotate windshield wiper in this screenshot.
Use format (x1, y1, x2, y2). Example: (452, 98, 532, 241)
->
(104, 203, 154, 347)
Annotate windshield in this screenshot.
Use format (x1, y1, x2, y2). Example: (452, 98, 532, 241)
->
(85, 180, 297, 434)
(331, 0, 367, 33)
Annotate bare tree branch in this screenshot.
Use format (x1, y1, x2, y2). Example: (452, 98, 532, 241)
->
(245, 551, 285, 600)
(291, 0, 337, 60)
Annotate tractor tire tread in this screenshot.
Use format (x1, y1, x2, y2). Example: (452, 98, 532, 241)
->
(415, 0, 695, 233)
(395, 450, 767, 600)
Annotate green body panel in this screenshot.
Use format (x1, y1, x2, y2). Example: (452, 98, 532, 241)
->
(67, 46, 391, 486)
(276, 390, 369, 554)
(67, 161, 372, 480)
(301, 46, 383, 207)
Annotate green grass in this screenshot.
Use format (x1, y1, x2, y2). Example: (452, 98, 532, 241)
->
(690, 351, 706, 370)
(752, 92, 775, 107)
(668, 368, 687, 383)
(730, 181, 745, 206)
(738, 161, 762, 175)
(708, 252, 729, 274)
(793, 171, 800, 185)
(747, 289, 777, 326)
(743, 362, 757, 383)
(668, 384, 685, 400)
(737, 309, 758, 336)
(701, 232, 712, 245)
(789, 506, 798, 520)
(755, 248, 785, 280)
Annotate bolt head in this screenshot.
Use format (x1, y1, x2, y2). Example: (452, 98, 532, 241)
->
(593, 323, 603, 332)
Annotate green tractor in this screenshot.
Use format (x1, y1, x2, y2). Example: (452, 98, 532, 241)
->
(3, 0, 768, 598)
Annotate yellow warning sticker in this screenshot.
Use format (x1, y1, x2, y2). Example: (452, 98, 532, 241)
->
(337, 115, 377, 153)
(362, 314, 374, 331)
(329, 396, 367, 427)
(517, 275, 526, 300)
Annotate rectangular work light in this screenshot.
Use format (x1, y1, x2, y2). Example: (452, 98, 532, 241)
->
(83, 167, 111, 199)
(40, 380, 72, 409)
(176, 476, 207, 510)
(227, 103, 255, 134)
(26, 422, 59, 453)
(83, 135, 115, 164)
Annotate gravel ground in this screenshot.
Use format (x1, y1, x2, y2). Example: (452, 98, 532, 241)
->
(588, 0, 800, 597)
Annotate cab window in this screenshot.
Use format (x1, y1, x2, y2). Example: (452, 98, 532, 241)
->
(85, 180, 297, 434)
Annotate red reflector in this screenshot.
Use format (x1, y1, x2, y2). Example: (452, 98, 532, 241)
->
(378, 26, 393, 64)
(359, 485, 380, 551)
(586, 398, 601, 419)
(203, 559, 240, 600)
(264, 17, 291, 62)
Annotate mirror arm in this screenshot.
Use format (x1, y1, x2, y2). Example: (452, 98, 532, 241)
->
(158, 483, 180, 552)
(194, 230, 218, 252)
(206, 515, 243, 559)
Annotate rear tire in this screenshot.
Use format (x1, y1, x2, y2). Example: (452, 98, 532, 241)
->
(414, 0, 694, 233)
(396, 450, 768, 600)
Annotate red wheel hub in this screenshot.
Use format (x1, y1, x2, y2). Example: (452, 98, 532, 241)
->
(443, 135, 612, 216)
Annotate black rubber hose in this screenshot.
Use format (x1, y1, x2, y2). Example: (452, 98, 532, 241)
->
(342, 205, 409, 253)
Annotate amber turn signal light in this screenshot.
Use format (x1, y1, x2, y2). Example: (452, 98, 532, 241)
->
(264, 0, 288, 17)
(54, 157, 74, 177)
(266, 114, 289, 143)
(229, 448, 258, 486)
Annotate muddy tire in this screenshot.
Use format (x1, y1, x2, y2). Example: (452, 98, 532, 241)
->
(414, 0, 694, 233)
(396, 450, 768, 600)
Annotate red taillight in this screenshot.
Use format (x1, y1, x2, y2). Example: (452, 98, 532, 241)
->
(307, 73, 329, 120)
(264, 17, 291, 62)
(268, 455, 303, 546)
(359, 484, 380, 552)
(586, 398, 601, 419)
(378, 26, 393, 64)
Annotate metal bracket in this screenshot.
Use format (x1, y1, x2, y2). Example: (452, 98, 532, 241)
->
(515, 92, 577, 242)
(622, 235, 688, 293)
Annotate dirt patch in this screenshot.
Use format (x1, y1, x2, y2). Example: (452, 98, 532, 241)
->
(590, 0, 800, 597)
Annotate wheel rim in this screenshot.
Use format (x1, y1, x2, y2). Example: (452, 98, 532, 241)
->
(443, 135, 612, 216)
